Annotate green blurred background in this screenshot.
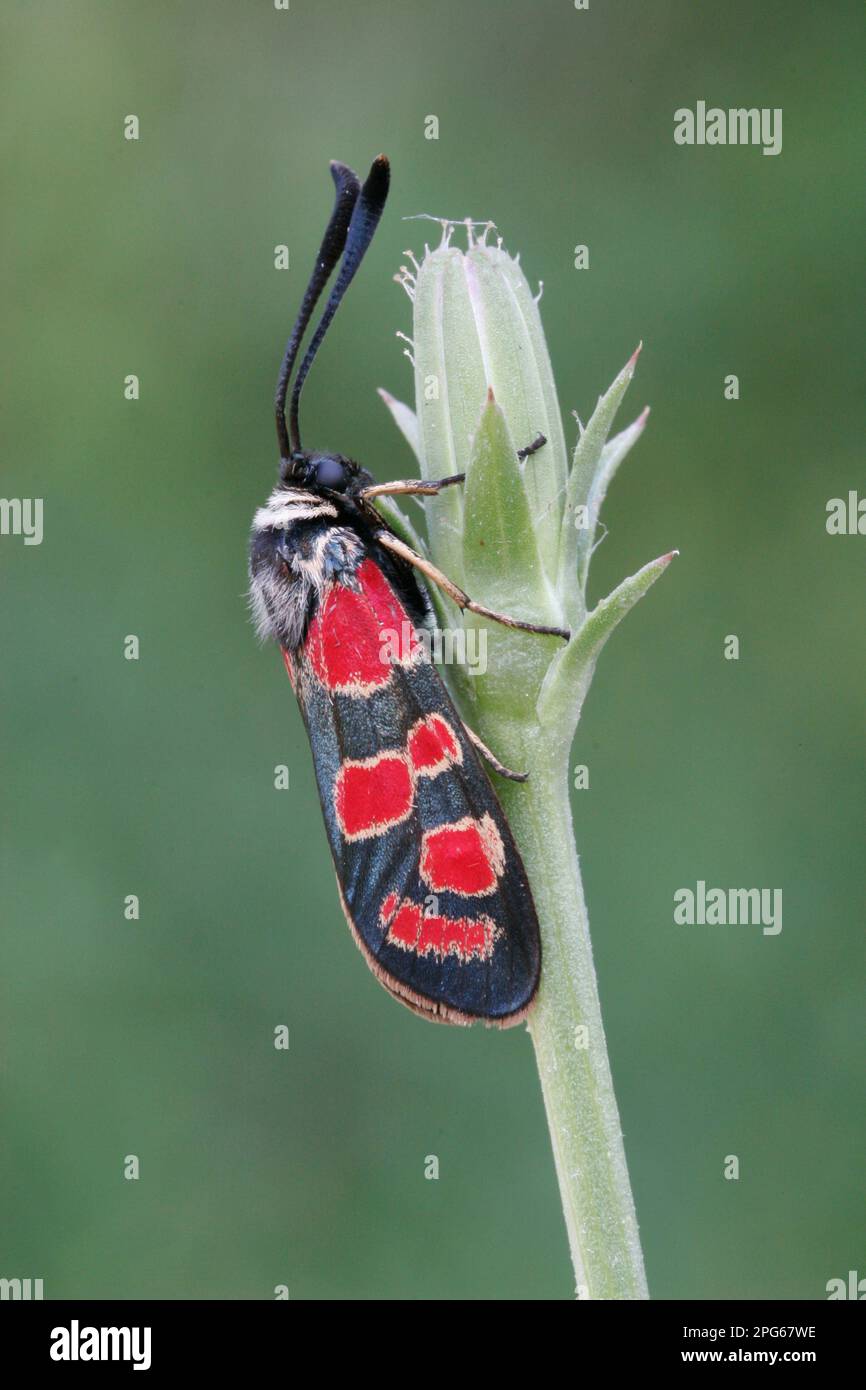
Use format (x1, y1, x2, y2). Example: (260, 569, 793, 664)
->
(2, 0, 863, 1300)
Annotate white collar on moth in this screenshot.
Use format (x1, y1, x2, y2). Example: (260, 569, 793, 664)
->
(252, 487, 339, 532)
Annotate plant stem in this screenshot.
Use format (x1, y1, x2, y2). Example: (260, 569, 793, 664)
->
(498, 735, 649, 1300)
(396, 222, 663, 1297)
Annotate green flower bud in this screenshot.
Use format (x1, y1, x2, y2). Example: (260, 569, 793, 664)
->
(380, 221, 673, 740)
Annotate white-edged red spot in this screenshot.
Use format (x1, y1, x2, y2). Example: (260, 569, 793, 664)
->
(306, 559, 422, 696)
(380, 891, 399, 925)
(381, 896, 497, 963)
(334, 753, 414, 841)
(357, 559, 423, 670)
(305, 580, 391, 695)
(407, 714, 462, 779)
(419, 814, 505, 897)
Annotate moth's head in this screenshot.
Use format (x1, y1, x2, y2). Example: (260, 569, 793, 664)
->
(280, 450, 366, 495)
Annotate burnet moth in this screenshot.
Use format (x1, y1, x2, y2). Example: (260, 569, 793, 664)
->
(249, 156, 568, 1026)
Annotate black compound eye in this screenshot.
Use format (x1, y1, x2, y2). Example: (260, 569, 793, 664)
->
(313, 456, 347, 491)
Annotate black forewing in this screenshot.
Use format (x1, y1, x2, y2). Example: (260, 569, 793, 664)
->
(290, 584, 540, 1025)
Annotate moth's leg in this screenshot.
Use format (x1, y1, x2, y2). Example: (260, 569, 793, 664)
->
(357, 472, 465, 501)
(359, 433, 546, 500)
(374, 530, 570, 642)
(517, 432, 547, 461)
(463, 722, 528, 783)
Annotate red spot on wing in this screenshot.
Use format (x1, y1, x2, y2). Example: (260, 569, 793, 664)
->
(305, 559, 422, 694)
(407, 715, 461, 778)
(416, 913, 494, 961)
(306, 583, 390, 694)
(357, 560, 422, 663)
(420, 814, 505, 897)
(385, 899, 423, 947)
(383, 896, 496, 963)
(380, 891, 399, 924)
(334, 753, 413, 841)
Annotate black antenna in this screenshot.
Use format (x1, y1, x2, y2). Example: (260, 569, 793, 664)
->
(274, 161, 361, 461)
(288, 155, 390, 457)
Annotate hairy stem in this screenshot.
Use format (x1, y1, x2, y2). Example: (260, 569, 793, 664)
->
(498, 736, 649, 1300)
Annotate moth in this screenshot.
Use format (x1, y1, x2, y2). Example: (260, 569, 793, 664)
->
(249, 156, 568, 1025)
